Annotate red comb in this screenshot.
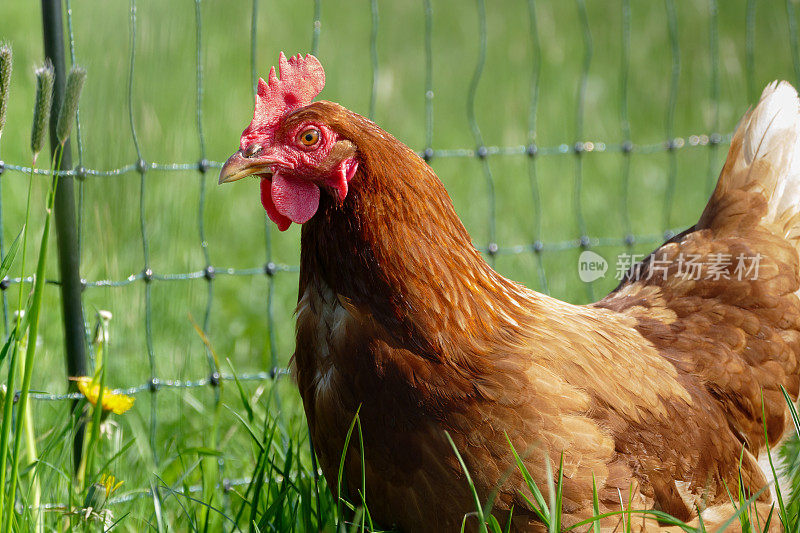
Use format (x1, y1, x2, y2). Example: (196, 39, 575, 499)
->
(241, 52, 326, 147)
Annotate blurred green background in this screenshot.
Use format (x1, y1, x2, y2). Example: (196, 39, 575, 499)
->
(1, 0, 799, 527)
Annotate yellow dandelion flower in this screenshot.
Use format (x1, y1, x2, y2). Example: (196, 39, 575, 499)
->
(100, 473, 123, 499)
(76, 377, 134, 415)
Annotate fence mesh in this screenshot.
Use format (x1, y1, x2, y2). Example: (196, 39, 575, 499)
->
(0, 0, 798, 515)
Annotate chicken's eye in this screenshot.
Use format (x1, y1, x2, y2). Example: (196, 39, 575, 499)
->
(299, 128, 320, 146)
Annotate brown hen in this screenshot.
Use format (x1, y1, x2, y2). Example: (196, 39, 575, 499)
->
(219, 53, 800, 531)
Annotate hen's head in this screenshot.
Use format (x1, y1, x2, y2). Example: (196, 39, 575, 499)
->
(218, 52, 358, 231)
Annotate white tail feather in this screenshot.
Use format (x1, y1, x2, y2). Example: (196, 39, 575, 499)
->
(741, 81, 800, 228)
(746, 83, 800, 501)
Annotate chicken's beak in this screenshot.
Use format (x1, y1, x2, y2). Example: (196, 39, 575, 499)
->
(218, 150, 274, 185)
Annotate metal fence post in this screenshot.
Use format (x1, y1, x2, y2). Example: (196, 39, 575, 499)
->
(41, 0, 88, 473)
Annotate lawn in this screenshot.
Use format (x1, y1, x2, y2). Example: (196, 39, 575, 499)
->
(0, 0, 799, 530)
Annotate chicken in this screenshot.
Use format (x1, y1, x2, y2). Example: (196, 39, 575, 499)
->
(219, 52, 800, 531)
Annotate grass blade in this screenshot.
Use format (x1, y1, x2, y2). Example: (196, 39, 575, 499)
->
(552, 454, 563, 533)
(227, 358, 255, 423)
(336, 406, 361, 526)
(444, 430, 487, 533)
(780, 385, 800, 438)
(714, 484, 769, 533)
(225, 405, 265, 452)
(760, 391, 789, 529)
(591, 475, 601, 533)
(0, 227, 22, 281)
(504, 433, 549, 525)
(504, 506, 513, 533)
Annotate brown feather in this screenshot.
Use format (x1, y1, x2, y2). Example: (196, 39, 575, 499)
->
(285, 84, 799, 532)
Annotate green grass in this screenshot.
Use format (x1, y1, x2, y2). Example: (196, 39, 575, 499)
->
(0, 0, 799, 530)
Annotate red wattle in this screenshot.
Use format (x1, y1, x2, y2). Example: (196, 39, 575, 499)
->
(327, 159, 359, 203)
(271, 173, 321, 224)
(260, 178, 292, 231)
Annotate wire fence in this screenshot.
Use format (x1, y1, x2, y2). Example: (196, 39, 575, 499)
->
(0, 0, 798, 516)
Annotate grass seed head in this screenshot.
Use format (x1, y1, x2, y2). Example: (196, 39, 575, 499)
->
(30, 60, 55, 158)
(56, 64, 86, 144)
(0, 42, 12, 139)
(93, 309, 113, 346)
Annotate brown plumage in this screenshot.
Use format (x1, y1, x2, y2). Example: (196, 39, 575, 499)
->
(220, 55, 800, 532)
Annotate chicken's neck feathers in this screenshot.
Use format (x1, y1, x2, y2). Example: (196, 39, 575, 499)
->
(299, 112, 536, 362)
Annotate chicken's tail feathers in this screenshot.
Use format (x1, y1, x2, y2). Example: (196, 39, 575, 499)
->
(689, 80, 800, 446)
(699, 80, 800, 239)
